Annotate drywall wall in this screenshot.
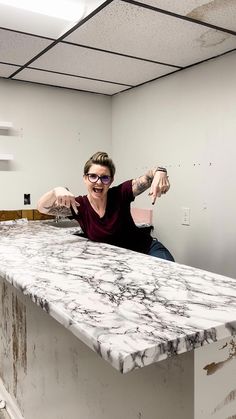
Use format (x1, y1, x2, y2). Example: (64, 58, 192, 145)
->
(0, 78, 111, 209)
(112, 51, 236, 278)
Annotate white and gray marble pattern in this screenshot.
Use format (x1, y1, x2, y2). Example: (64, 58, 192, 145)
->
(0, 221, 236, 373)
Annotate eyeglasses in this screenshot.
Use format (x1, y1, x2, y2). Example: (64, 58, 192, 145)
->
(86, 173, 112, 185)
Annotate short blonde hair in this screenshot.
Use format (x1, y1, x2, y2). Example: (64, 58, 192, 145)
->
(84, 151, 116, 178)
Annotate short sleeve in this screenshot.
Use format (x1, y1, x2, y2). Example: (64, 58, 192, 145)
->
(118, 180, 135, 203)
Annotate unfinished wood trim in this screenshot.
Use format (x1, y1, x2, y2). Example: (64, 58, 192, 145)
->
(33, 210, 55, 220)
(0, 210, 22, 221)
(22, 209, 34, 220)
(0, 210, 54, 221)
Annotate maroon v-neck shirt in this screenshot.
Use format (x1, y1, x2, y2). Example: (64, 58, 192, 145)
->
(73, 180, 152, 254)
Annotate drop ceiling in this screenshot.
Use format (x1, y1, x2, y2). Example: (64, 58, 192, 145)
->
(0, 0, 236, 96)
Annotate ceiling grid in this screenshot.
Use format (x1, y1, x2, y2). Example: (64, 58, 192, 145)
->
(0, 0, 235, 95)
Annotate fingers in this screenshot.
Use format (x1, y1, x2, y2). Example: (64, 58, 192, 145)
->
(158, 176, 170, 193)
(149, 174, 170, 205)
(54, 190, 79, 214)
(71, 200, 80, 214)
(149, 189, 162, 205)
(55, 197, 79, 214)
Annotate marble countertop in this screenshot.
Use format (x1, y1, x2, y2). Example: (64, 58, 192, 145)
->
(0, 221, 236, 373)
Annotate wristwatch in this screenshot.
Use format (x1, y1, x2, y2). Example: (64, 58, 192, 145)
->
(156, 167, 167, 173)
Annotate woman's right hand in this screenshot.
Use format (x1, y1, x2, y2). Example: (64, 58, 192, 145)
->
(53, 187, 79, 214)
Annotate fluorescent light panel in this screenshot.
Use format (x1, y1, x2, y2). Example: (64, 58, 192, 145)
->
(0, 0, 85, 21)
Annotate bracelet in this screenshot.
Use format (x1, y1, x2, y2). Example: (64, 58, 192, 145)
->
(156, 167, 167, 173)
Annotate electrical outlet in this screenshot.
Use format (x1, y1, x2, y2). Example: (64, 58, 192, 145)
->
(24, 193, 31, 205)
(181, 207, 190, 225)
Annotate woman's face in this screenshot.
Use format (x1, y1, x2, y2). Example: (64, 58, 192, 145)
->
(83, 164, 113, 200)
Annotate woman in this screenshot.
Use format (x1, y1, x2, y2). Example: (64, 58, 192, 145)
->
(37, 151, 174, 261)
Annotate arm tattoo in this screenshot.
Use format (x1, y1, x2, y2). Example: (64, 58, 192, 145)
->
(43, 204, 72, 217)
(132, 170, 154, 197)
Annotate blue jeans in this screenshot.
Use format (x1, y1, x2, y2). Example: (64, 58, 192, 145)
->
(148, 239, 175, 262)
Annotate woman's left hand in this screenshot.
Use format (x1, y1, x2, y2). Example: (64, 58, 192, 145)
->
(149, 171, 170, 205)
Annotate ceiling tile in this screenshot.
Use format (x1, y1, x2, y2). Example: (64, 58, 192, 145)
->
(0, 1, 110, 39)
(14, 68, 129, 95)
(27, 43, 177, 86)
(0, 4, 67, 39)
(138, 0, 236, 32)
(0, 63, 20, 77)
(64, 0, 236, 67)
(0, 28, 52, 65)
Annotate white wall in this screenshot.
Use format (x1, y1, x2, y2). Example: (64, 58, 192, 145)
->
(0, 79, 111, 209)
(112, 51, 236, 278)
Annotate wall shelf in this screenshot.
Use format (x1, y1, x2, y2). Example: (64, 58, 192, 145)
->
(0, 122, 13, 129)
(0, 154, 14, 160)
